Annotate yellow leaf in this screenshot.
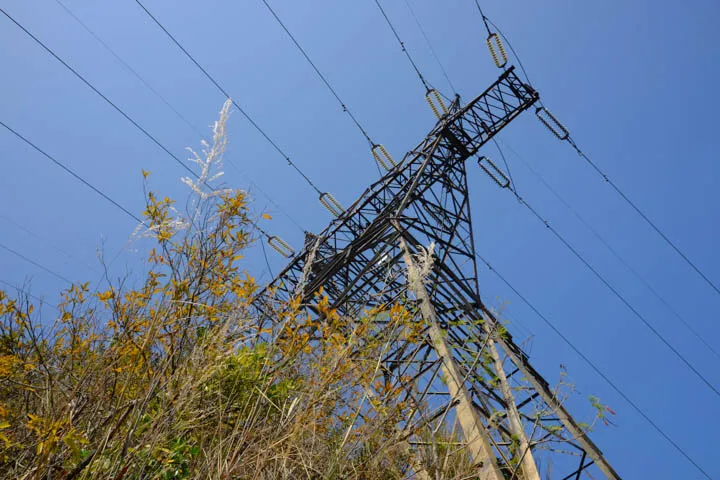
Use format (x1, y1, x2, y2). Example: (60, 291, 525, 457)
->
(262, 213, 272, 220)
(142, 169, 151, 178)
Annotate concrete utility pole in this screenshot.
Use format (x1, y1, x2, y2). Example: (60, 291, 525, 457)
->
(400, 236, 503, 480)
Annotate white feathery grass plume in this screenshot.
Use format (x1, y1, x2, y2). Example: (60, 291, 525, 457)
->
(130, 211, 190, 241)
(131, 99, 235, 242)
(181, 98, 234, 200)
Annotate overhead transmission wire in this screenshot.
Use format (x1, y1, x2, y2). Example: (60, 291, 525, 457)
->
(372, 0, 432, 92)
(506, 187, 720, 400)
(53, 0, 303, 233)
(52, 0, 199, 136)
(133, 0, 328, 195)
(1, 118, 155, 294)
(0, 241, 73, 285)
(370, 0, 454, 119)
(478, 10, 720, 298)
(402, 5, 713, 473)
(375, 0, 720, 392)
(377, 0, 720, 421)
(402, 0, 457, 96)
(415, 0, 720, 400)
(256, 0, 406, 177)
(480, 9, 715, 360)
(2, 7, 298, 295)
(0, 6, 283, 251)
(258, 0, 377, 148)
(476, 254, 712, 479)
(0, 120, 143, 224)
(409, 0, 719, 368)
(0, 279, 60, 311)
(472, 0, 494, 38)
(1, 215, 100, 275)
(498, 139, 720, 362)
(132, 0, 356, 249)
(0, 8, 202, 181)
(2, 112, 278, 291)
(473, 1, 720, 404)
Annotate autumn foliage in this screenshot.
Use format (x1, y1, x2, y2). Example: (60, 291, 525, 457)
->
(0, 102, 436, 479)
(0, 101, 613, 479)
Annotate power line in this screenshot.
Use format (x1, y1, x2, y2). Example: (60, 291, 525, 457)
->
(0, 119, 143, 224)
(400, 0, 720, 391)
(372, 0, 432, 92)
(132, 0, 330, 198)
(471, 0, 494, 37)
(476, 253, 712, 479)
(0, 241, 73, 285)
(0, 279, 60, 311)
(481, 13, 720, 299)
(567, 137, 720, 298)
(52, 0, 200, 136)
(0, 7, 202, 181)
(55, 0, 305, 234)
(498, 138, 720, 362)
(1, 215, 100, 275)
(509, 188, 720, 400)
(257, 0, 376, 147)
(402, 0, 457, 96)
(1, 5, 281, 247)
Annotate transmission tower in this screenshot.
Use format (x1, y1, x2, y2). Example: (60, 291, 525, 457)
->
(253, 67, 619, 479)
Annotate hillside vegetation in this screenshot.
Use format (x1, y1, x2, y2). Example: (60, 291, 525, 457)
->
(0, 101, 444, 479)
(0, 101, 609, 479)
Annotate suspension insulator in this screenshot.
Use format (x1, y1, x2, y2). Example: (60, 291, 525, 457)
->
(267, 236, 295, 258)
(319, 192, 344, 217)
(477, 156, 511, 189)
(372, 144, 397, 171)
(486, 33, 508, 69)
(536, 107, 569, 140)
(425, 89, 449, 120)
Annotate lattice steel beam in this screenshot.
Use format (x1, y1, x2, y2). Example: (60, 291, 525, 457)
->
(252, 66, 619, 479)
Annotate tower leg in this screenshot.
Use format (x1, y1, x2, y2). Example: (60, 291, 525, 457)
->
(485, 330, 541, 480)
(399, 236, 504, 480)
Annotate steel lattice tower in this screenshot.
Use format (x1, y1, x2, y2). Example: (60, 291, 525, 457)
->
(253, 67, 619, 479)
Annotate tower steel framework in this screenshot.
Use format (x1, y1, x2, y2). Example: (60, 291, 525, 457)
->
(253, 67, 619, 479)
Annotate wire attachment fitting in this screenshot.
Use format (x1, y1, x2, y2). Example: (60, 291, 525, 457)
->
(478, 156, 511, 189)
(486, 33, 508, 69)
(536, 107, 569, 140)
(426, 89, 449, 120)
(372, 144, 397, 171)
(319, 192, 344, 217)
(267, 236, 295, 258)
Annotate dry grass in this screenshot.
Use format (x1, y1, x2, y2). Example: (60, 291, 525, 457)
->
(0, 102, 458, 479)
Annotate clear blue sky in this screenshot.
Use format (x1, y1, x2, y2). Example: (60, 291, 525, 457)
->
(1, 0, 719, 477)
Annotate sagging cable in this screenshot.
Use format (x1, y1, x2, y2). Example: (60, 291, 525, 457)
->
(478, 156, 511, 189)
(319, 192, 344, 217)
(372, 144, 397, 171)
(268, 235, 295, 258)
(536, 107, 569, 140)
